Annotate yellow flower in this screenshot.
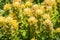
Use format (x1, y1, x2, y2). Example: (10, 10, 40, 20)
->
(57, 0, 60, 3)
(56, 28, 60, 33)
(44, 0, 51, 4)
(13, 2, 20, 8)
(0, 16, 5, 26)
(21, 4, 25, 9)
(42, 14, 50, 19)
(44, 0, 56, 6)
(3, 4, 11, 10)
(24, 8, 30, 16)
(28, 16, 38, 25)
(44, 20, 50, 25)
(5, 16, 13, 23)
(24, 8, 30, 13)
(43, 19, 53, 27)
(0, 16, 5, 22)
(46, 6, 52, 11)
(9, 13, 17, 20)
(10, 20, 18, 29)
(40, 6, 45, 11)
(32, 4, 39, 10)
(36, 9, 43, 15)
(5, 16, 18, 29)
(43, 19, 53, 31)
(25, 1, 32, 7)
(24, 8, 32, 16)
(31, 38, 36, 40)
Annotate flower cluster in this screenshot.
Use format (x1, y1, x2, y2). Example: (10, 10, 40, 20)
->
(0, 0, 60, 40)
(55, 28, 60, 33)
(28, 16, 38, 25)
(3, 4, 11, 10)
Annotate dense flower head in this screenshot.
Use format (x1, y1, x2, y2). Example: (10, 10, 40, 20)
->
(43, 19, 53, 27)
(32, 4, 39, 10)
(31, 38, 36, 40)
(0, 16, 5, 22)
(3, 4, 11, 10)
(44, 0, 56, 6)
(0, 16, 5, 25)
(25, 1, 32, 7)
(5, 16, 13, 23)
(10, 20, 18, 29)
(13, 2, 20, 8)
(46, 6, 52, 11)
(28, 16, 38, 25)
(36, 9, 43, 15)
(5, 16, 18, 29)
(42, 14, 50, 19)
(21, 4, 25, 9)
(24, 8, 30, 13)
(57, 0, 60, 3)
(9, 13, 17, 20)
(40, 6, 45, 11)
(55, 28, 60, 33)
(23, 8, 32, 16)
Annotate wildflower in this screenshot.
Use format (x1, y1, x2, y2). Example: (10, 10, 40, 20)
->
(32, 4, 39, 10)
(40, 6, 45, 11)
(31, 38, 36, 40)
(43, 19, 53, 31)
(44, 19, 51, 25)
(42, 14, 50, 19)
(36, 9, 43, 15)
(56, 28, 60, 33)
(0, 16, 5, 26)
(5, 16, 18, 29)
(46, 6, 52, 11)
(43, 19, 53, 27)
(44, 0, 56, 6)
(24, 8, 30, 16)
(28, 16, 38, 25)
(5, 16, 13, 23)
(13, 2, 20, 8)
(44, 0, 50, 5)
(24, 8, 32, 16)
(9, 13, 17, 20)
(57, 0, 60, 3)
(3, 4, 11, 10)
(25, 1, 32, 7)
(10, 20, 18, 29)
(21, 4, 25, 9)
(0, 16, 5, 22)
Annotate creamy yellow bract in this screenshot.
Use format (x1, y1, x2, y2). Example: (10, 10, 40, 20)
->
(4, 4, 11, 10)
(28, 16, 38, 25)
(56, 28, 60, 33)
(25, 1, 32, 7)
(13, 2, 20, 8)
